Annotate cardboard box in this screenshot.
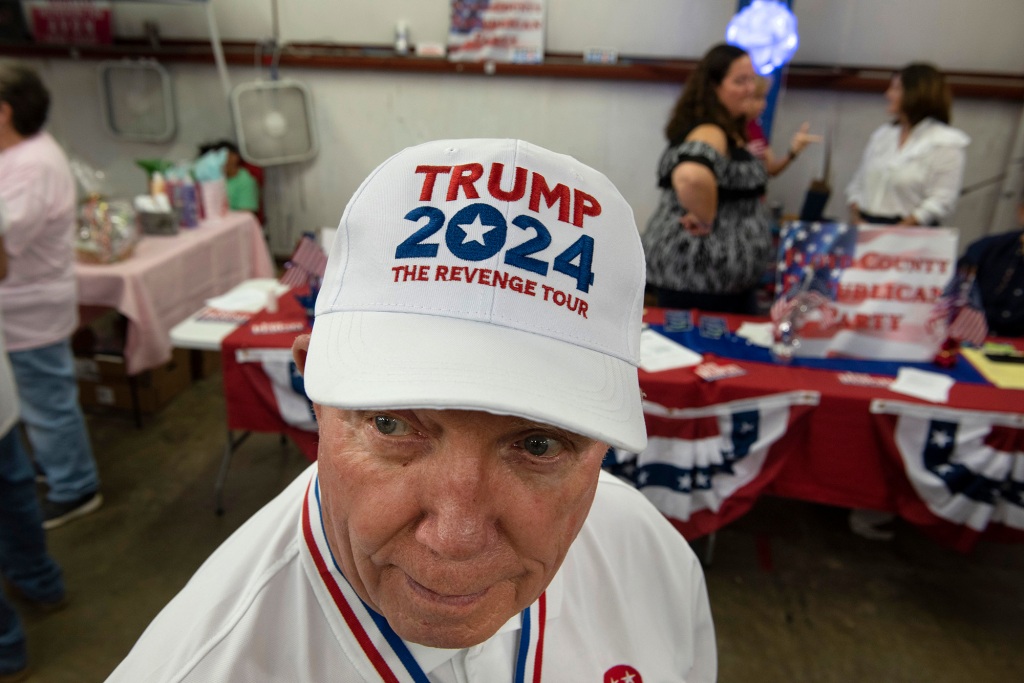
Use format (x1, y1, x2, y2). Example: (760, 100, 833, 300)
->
(76, 347, 192, 415)
(190, 349, 222, 380)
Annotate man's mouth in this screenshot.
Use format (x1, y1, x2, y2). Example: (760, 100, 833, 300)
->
(405, 575, 489, 607)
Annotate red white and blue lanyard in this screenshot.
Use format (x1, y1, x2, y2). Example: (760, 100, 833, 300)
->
(301, 477, 546, 682)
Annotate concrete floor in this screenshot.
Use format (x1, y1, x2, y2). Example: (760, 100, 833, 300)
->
(16, 372, 1024, 682)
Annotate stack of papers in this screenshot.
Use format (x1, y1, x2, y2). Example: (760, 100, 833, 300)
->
(205, 281, 290, 313)
(639, 329, 703, 372)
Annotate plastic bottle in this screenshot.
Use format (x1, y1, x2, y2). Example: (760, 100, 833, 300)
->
(394, 20, 409, 56)
(177, 176, 200, 228)
(150, 171, 167, 198)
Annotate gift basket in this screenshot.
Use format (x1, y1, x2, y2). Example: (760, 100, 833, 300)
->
(72, 159, 140, 264)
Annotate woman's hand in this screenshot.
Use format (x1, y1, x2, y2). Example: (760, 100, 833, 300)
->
(680, 213, 713, 236)
(788, 122, 823, 158)
(849, 203, 862, 224)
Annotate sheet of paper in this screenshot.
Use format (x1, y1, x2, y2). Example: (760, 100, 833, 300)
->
(736, 321, 775, 348)
(639, 328, 703, 372)
(205, 281, 290, 312)
(889, 367, 955, 403)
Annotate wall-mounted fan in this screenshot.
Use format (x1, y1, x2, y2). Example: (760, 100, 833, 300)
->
(231, 78, 318, 166)
(98, 59, 176, 143)
(228, 0, 316, 167)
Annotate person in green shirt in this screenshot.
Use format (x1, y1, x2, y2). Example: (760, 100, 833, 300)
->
(198, 140, 260, 213)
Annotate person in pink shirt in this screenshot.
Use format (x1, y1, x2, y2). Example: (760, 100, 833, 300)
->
(0, 62, 101, 529)
(745, 75, 820, 177)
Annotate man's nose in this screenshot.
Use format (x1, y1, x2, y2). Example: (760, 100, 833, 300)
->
(414, 450, 496, 561)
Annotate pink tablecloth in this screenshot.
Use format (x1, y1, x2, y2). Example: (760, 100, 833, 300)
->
(75, 212, 275, 374)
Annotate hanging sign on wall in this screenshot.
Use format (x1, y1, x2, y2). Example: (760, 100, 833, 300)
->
(26, 0, 112, 46)
(447, 0, 546, 63)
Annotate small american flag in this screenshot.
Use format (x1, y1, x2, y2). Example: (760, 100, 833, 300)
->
(932, 269, 988, 346)
(770, 295, 798, 323)
(770, 290, 837, 328)
(770, 221, 854, 334)
(280, 232, 328, 288)
(948, 306, 988, 346)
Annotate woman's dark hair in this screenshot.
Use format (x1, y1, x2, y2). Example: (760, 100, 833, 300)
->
(0, 63, 50, 136)
(897, 62, 952, 126)
(198, 139, 241, 157)
(665, 43, 749, 146)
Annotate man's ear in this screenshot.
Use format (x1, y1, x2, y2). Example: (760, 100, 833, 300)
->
(292, 333, 322, 422)
(292, 333, 310, 376)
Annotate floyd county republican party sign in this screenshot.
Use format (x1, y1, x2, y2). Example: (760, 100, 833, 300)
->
(774, 222, 959, 361)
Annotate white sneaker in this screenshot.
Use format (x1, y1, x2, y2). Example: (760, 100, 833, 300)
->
(42, 492, 104, 530)
(849, 509, 896, 541)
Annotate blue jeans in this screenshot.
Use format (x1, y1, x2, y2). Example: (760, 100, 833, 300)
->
(9, 340, 100, 503)
(0, 429, 65, 674)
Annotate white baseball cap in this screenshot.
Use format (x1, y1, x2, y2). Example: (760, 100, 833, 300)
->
(304, 138, 647, 451)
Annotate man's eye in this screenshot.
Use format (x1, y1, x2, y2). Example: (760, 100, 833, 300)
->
(520, 435, 564, 458)
(373, 415, 411, 436)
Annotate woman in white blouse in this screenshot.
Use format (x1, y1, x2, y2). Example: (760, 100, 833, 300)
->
(846, 63, 969, 227)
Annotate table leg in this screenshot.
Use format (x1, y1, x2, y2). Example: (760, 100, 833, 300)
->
(215, 428, 251, 515)
(127, 374, 142, 429)
(700, 531, 716, 567)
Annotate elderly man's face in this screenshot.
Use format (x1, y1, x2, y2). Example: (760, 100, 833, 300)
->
(314, 406, 607, 649)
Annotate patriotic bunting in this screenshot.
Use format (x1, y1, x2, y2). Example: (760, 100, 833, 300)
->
(870, 399, 1024, 552)
(635, 391, 820, 539)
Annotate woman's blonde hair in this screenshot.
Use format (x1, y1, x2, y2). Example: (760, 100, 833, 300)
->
(754, 75, 772, 98)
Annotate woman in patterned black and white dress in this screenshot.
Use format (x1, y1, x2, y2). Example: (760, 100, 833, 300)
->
(642, 43, 769, 314)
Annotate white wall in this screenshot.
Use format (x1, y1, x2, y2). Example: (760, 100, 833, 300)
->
(109, 0, 1024, 72)
(16, 0, 1024, 255)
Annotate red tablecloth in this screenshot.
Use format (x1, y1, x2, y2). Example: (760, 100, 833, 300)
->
(220, 288, 318, 460)
(638, 308, 1024, 552)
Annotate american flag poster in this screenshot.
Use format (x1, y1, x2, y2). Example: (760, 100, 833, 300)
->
(448, 0, 545, 63)
(774, 222, 958, 361)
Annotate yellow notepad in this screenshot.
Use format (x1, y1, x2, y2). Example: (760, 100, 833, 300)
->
(962, 348, 1024, 390)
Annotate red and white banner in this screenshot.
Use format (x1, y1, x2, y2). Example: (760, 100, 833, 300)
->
(222, 346, 318, 460)
(26, 0, 112, 45)
(637, 391, 820, 539)
(775, 222, 958, 361)
(447, 0, 545, 63)
(233, 348, 317, 433)
(871, 399, 1024, 552)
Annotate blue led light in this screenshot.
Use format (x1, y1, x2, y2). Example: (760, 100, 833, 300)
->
(725, 0, 800, 76)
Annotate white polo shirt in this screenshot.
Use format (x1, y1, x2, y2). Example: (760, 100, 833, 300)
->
(107, 466, 716, 682)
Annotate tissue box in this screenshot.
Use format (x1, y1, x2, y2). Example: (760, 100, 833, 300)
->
(138, 209, 179, 236)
